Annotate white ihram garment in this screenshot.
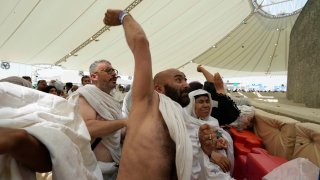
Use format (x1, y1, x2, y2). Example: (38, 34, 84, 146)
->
(71, 85, 122, 178)
(184, 89, 234, 180)
(158, 93, 193, 180)
(0, 82, 102, 180)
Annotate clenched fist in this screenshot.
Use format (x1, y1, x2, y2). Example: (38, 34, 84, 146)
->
(198, 124, 216, 155)
(103, 9, 122, 26)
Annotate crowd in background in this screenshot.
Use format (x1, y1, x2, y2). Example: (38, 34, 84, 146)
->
(18, 75, 129, 103)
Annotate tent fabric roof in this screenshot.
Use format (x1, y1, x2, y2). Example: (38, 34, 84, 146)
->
(0, 0, 300, 79)
(192, 13, 299, 73)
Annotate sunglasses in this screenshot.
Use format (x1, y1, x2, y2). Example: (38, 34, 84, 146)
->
(96, 68, 118, 75)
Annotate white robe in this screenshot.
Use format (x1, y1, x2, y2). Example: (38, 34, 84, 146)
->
(0, 82, 102, 180)
(121, 90, 132, 118)
(184, 89, 234, 180)
(71, 85, 122, 179)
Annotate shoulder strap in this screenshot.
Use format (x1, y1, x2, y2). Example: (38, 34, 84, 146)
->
(91, 137, 102, 150)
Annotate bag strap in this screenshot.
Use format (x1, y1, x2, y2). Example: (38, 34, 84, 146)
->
(91, 137, 102, 150)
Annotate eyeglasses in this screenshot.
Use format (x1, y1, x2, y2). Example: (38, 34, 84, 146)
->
(96, 68, 118, 75)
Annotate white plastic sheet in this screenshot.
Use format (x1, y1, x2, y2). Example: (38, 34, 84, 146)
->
(263, 158, 319, 180)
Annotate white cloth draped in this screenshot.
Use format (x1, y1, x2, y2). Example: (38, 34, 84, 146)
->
(158, 93, 193, 180)
(72, 85, 123, 164)
(0, 82, 102, 180)
(121, 90, 132, 118)
(184, 89, 234, 180)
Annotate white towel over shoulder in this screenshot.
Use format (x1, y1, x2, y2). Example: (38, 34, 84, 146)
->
(158, 93, 193, 180)
(0, 82, 102, 180)
(72, 85, 122, 164)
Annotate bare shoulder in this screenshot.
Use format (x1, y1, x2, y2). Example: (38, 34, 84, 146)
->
(78, 96, 96, 121)
(130, 91, 159, 120)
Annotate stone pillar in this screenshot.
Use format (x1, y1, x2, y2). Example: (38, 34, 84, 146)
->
(287, 0, 320, 108)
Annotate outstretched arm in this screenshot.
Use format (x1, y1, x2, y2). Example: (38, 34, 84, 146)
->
(197, 65, 225, 94)
(104, 10, 153, 104)
(197, 65, 215, 83)
(0, 127, 52, 172)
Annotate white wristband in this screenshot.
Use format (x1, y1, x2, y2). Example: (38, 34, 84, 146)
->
(119, 11, 129, 24)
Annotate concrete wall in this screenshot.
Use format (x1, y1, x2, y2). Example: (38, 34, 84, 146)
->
(287, 0, 320, 108)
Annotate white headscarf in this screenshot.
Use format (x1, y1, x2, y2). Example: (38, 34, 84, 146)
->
(184, 89, 234, 179)
(185, 89, 219, 125)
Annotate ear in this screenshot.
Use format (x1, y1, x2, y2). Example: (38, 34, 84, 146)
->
(155, 85, 165, 93)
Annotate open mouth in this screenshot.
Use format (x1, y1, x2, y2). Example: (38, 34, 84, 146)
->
(111, 77, 118, 82)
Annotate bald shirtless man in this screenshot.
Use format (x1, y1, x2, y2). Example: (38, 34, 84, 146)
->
(154, 69, 231, 174)
(104, 10, 194, 180)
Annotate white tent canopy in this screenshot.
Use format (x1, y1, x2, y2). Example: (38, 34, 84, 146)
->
(0, 0, 306, 80)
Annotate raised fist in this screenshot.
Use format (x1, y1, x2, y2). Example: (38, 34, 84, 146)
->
(103, 9, 122, 26)
(197, 65, 203, 72)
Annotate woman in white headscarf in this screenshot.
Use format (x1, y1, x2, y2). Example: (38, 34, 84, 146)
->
(184, 89, 234, 179)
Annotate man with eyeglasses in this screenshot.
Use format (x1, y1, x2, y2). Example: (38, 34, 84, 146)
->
(70, 59, 127, 179)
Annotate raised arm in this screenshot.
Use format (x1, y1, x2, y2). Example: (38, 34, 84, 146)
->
(197, 65, 225, 94)
(197, 65, 215, 83)
(103, 10, 153, 104)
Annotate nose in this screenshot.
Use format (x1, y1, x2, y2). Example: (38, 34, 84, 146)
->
(182, 80, 189, 89)
(203, 102, 210, 108)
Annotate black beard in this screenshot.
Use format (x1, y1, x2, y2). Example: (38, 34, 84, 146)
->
(164, 85, 190, 107)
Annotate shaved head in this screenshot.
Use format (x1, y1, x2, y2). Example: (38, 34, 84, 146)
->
(154, 69, 185, 86)
(154, 68, 190, 107)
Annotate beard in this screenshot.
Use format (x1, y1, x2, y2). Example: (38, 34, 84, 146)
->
(164, 85, 190, 107)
